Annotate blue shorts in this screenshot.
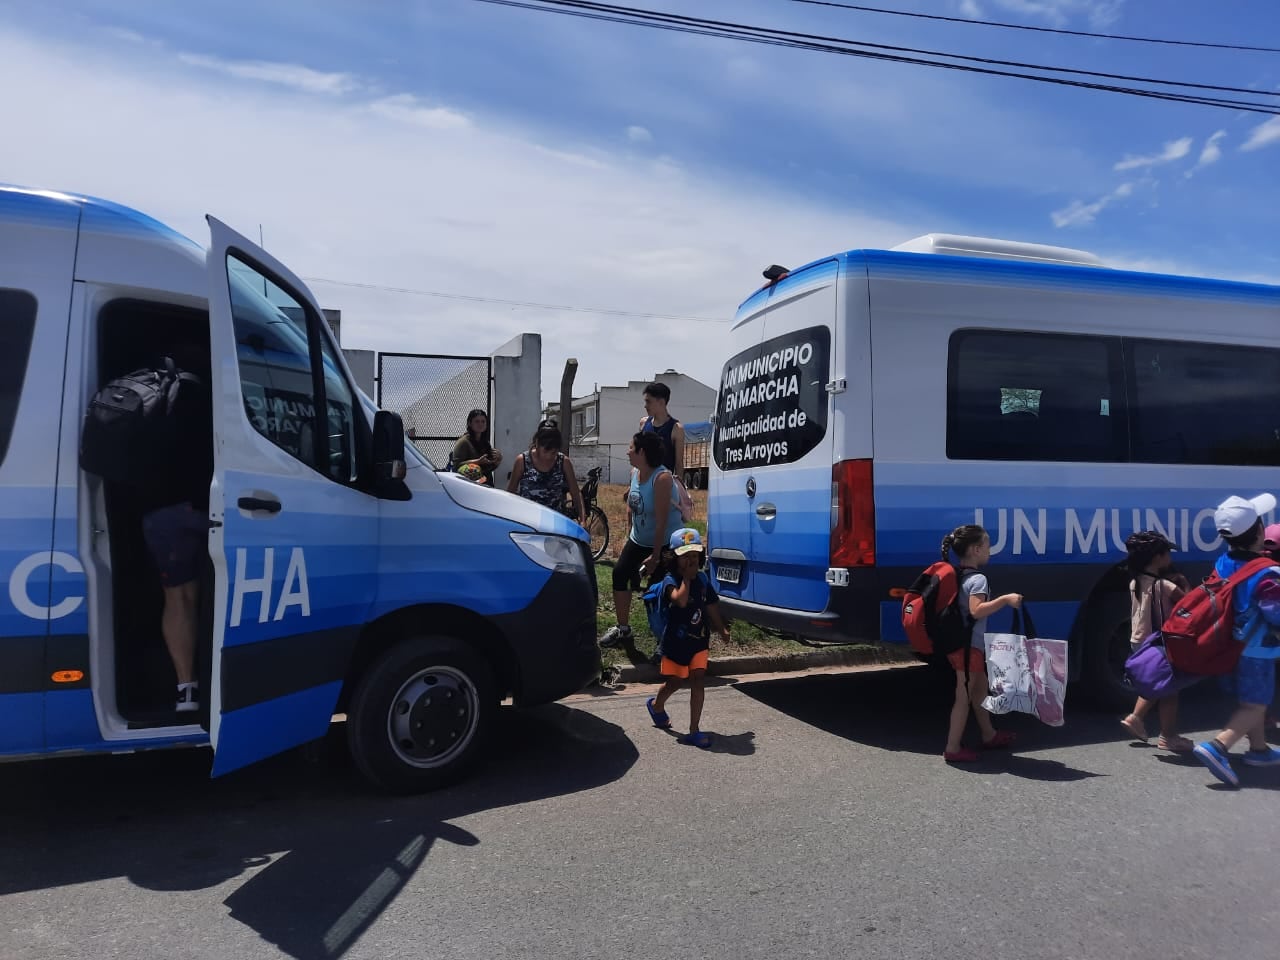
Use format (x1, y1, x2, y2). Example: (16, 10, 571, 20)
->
(142, 503, 208, 588)
(1220, 655, 1277, 707)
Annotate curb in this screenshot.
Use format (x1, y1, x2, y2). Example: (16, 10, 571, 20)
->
(608, 644, 919, 686)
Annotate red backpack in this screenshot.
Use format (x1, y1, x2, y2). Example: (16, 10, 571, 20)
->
(901, 562, 977, 659)
(1160, 556, 1274, 676)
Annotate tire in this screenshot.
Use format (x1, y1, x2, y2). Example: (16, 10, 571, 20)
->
(584, 506, 610, 562)
(346, 634, 496, 793)
(1084, 607, 1136, 712)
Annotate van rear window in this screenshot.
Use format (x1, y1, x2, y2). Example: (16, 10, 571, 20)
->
(0, 289, 38, 469)
(713, 326, 830, 471)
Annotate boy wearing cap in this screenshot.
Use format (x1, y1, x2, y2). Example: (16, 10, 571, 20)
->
(645, 528, 729, 749)
(1192, 493, 1280, 787)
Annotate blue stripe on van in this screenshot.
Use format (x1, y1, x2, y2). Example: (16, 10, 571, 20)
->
(873, 477, 1237, 570)
(0, 185, 200, 250)
(373, 512, 554, 619)
(0, 692, 43, 754)
(735, 258, 840, 321)
(858, 248, 1280, 304)
(211, 680, 342, 776)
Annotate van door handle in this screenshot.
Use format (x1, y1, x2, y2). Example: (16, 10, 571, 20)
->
(238, 496, 281, 514)
(755, 502, 777, 519)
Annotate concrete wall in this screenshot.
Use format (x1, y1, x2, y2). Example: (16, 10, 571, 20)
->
(342, 348, 376, 400)
(597, 373, 717, 447)
(566, 443, 614, 483)
(490, 333, 542, 489)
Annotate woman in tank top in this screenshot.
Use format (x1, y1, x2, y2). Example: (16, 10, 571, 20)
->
(506, 420, 584, 523)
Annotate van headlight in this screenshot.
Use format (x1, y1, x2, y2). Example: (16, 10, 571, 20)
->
(510, 534, 587, 574)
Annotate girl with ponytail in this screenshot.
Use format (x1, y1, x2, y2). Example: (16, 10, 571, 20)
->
(940, 524, 1023, 763)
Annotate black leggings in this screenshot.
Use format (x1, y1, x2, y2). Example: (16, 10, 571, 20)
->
(613, 538, 659, 593)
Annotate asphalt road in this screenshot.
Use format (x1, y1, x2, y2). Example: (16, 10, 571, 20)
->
(2, 664, 1277, 960)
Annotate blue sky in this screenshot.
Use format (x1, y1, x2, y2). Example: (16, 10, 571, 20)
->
(2, 0, 1278, 404)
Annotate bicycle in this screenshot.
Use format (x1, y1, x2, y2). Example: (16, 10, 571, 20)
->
(579, 466, 610, 561)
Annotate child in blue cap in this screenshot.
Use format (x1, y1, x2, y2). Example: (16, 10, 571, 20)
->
(645, 528, 729, 748)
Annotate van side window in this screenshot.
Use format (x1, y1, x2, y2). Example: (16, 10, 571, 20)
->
(0, 289, 38, 469)
(948, 330, 1124, 462)
(1129, 338, 1280, 466)
(226, 256, 357, 483)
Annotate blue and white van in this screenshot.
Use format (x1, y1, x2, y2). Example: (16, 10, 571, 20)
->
(707, 234, 1280, 705)
(0, 185, 599, 791)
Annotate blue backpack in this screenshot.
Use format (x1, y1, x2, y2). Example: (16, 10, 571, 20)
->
(643, 572, 709, 640)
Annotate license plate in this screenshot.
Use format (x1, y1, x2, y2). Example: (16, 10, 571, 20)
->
(715, 562, 741, 585)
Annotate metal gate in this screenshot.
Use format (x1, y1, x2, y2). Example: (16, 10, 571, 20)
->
(377, 352, 493, 468)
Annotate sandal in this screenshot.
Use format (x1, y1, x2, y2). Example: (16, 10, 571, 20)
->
(679, 731, 712, 749)
(1120, 714, 1149, 743)
(1158, 734, 1193, 753)
(645, 697, 671, 729)
(980, 730, 1016, 750)
(944, 748, 979, 763)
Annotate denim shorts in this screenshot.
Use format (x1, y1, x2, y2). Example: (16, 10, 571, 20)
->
(1221, 655, 1277, 707)
(142, 502, 208, 588)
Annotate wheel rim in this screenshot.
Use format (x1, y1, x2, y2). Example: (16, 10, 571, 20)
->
(385, 666, 480, 769)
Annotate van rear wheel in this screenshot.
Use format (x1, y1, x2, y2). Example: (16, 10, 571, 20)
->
(346, 634, 496, 793)
(1085, 614, 1136, 712)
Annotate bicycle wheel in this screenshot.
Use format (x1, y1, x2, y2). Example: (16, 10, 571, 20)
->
(584, 506, 610, 561)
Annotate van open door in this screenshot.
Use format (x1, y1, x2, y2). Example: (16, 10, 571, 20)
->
(204, 217, 379, 776)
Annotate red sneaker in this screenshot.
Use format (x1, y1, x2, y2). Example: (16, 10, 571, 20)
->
(980, 730, 1016, 750)
(944, 748, 979, 763)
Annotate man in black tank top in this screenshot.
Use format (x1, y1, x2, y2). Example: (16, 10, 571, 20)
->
(640, 381, 685, 479)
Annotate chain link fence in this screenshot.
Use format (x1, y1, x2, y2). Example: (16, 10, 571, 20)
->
(377, 353, 492, 468)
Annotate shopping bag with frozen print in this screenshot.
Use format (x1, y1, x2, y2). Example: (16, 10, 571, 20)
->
(982, 606, 1066, 726)
(982, 615, 1035, 718)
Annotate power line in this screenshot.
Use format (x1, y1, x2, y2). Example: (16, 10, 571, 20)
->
(784, 0, 1280, 55)
(469, 0, 1280, 115)
(304, 275, 732, 322)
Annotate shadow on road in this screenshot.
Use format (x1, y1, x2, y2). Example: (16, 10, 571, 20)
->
(735, 663, 1238, 781)
(0, 703, 636, 959)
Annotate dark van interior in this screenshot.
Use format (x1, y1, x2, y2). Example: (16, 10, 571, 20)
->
(94, 299, 215, 727)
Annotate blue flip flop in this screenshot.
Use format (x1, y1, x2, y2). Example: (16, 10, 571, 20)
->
(679, 731, 712, 749)
(646, 698, 671, 729)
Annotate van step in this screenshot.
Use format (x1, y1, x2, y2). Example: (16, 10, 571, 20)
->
(126, 712, 197, 730)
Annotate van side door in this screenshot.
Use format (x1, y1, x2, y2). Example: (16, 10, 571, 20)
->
(205, 218, 379, 776)
(0, 192, 79, 755)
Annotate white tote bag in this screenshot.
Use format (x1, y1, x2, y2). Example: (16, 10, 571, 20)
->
(982, 606, 1068, 727)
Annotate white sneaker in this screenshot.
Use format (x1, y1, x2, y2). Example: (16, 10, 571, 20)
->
(176, 682, 199, 713)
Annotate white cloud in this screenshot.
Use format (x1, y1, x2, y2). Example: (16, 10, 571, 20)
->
(1241, 116, 1280, 152)
(1050, 181, 1133, 227)
(1113, 136, 1193, 171)
(626, 125, 653, 143)
(990, 0, 1126, 28)
(176, 53, 359, 95)
(0, 24, 915, 401)
(1185, 130, 1226, 177)
(102, 26, 151, 45)
(368, 94, 471, 130)
(959, 0, 985, 18)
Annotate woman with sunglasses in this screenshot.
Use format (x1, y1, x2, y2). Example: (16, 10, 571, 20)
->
(507, 420, 585, 525)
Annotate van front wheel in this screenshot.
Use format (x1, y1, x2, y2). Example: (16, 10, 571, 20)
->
(347, 634, 496, 793)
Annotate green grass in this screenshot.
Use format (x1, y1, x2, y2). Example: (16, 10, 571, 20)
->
(594, 561, 813, 668)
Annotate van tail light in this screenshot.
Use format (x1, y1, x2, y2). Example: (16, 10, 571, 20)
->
(830, 459, 875, 568)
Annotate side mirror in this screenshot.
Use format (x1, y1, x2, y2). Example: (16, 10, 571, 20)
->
(373, 410, 407, 481)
